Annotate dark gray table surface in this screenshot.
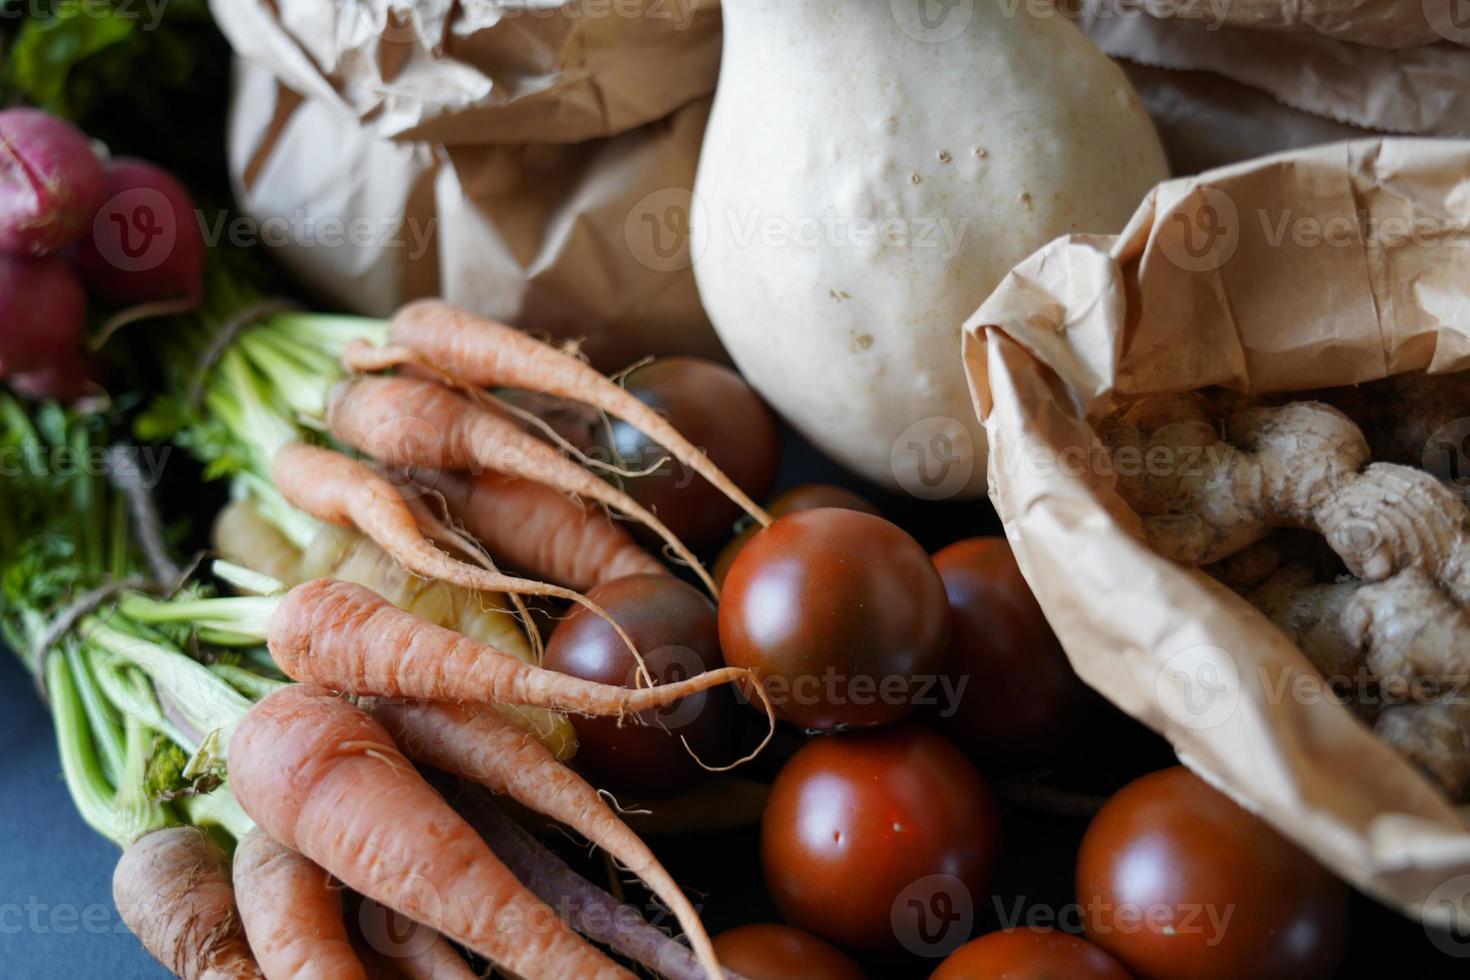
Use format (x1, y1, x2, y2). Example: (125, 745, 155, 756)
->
(0, 648, 170, 978)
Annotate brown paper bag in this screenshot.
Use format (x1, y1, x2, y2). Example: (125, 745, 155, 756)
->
(964, 138, 1470, 928)
(211, 0, 725, 368)
(1076, 0, 1470, 173)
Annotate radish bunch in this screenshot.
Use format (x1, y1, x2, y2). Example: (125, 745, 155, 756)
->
(0, 108, 205, 400)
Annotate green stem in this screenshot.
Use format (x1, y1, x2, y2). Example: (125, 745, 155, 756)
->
(93, 660, 190, 751)
(180, 784, 254, 842)
(113, 720, 174, 845)
(47, 654, 124, 847)
(119, 593, 275, 643)
(210, 663, 288, 700)
(65, 645, 126, 787)
(86, 621, 253, 754)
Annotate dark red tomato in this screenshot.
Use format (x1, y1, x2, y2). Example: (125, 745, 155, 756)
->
(1076, 767, 1347, 980)
(720, 508, 949, 729)
(930, 928, 1132, 980)
(606, 357, 780, 548)
(543, 574, 734, 798)
(712, 924, 866, 980)
(713, 483, 880, 586)
(761, 725, 999, 951)
(930, 538, 1088, 767)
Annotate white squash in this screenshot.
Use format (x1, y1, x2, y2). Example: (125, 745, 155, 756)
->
(692, 0, 1168, 498)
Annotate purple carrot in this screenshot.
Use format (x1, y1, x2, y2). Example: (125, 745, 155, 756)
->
(440, 776, 746, 980)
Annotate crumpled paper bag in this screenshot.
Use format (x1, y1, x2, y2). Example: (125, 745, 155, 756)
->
(212, 0, 725, 368)
(1076, 0, 1470, 173)
(964, 138, 1470, 927)
(211, 0, 721, 144)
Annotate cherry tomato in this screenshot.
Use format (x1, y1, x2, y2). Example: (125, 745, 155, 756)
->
(761, 725, 999, 951)
(711, 924, 866, 980)
(1076, 767, 1347, 980)
(544, 574, 735, 798)
(720, 508, 949, 729)
(606, 357, 780, 548)
(930, 538, 1088, 767)
(713, 483, 880, 585)
(931, 928, 1132, 980)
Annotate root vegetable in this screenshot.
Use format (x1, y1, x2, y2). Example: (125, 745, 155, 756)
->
(543, 574, 736, 798)
(297, 521, 574, 758)
(351, 897, 478, 980)
(228, 685, 631, 980)
(448, 779, 736, 980)
(344, 299, 772, 527)
(213, 498, 305, 589)
(1110, 393, 1470, 799)
(0, 108, 104, 257)
(1246, 566, 1361, 679)
(326, 374, 714, 594)
(432, 469, 664, 589)
(8, 349, 105, 403)
(113, 826, 263, 980)
(368, 698, 725, 980)
(605, 357, 780, 548)
(270, 442, 637, 654)
(1104, 397, 1369, 566)
(232, 830, 364, 980)
(267, 577, 756, 718)
(68, 157, 205, 308)
(1376, 700, 1470, 801)
(0, 253, 86, 376)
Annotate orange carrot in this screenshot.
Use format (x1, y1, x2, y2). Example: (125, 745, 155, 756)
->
(228, 685, 632, 980)
(351, 896, 479, 980)
(369, 699, 724, 980)
(326, 374, 717, 595)
(432, 469, 665, 590)
(346, 300, 772, 527)
(267, 578, 757, 719)
(113, 827, 263, 980)
(232, 830, 364, 980)
(271, 442, 641, 672)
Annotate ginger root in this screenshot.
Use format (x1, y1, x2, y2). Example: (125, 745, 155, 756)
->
(1104, 396, 1369, 565)
(1107, 389, 1470, 800)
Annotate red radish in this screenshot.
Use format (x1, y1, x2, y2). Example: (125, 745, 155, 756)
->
(68, 157, 205, 308)
(9, 350, 105, 403)
(0, 109, 105, 257)
(0, 253, 86, 376)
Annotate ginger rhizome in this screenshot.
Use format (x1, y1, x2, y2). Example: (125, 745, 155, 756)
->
(1105, 389, 1470, 800)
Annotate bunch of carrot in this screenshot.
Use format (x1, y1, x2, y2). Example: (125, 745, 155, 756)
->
(112, 293, 784, 978)
(5, 338, 766, 978)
